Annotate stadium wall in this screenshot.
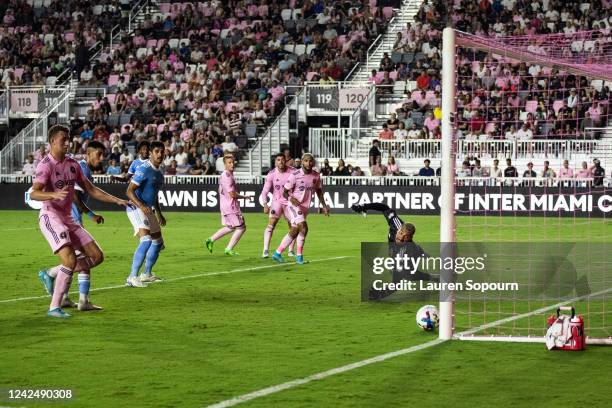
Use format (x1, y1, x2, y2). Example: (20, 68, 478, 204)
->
(3, 183, 612, 217)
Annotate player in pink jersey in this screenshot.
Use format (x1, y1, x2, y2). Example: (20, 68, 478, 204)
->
(205, 155, 253, 256)
(32, 125, 128, 318)
(272, 153, 330, 264)
(259, 153, 296, 258)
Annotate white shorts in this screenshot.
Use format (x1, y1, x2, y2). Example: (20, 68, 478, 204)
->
(126, 206, 161, 235)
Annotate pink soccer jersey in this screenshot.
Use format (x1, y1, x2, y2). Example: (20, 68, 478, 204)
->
(219, 170, 241, 215)
(34, 154, 85, 216)
(284, 168, 321, 207)
(260, 168, 294, 206)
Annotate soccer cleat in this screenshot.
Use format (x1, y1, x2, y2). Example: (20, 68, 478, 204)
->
(272, 251, 285, 263)
(38, 269, 54, 295)
(224, 248, 239, 256)
(61, 297, 77, 308)
(205, 238, 214, 253)
(288, 250, 296, 257)
(262, 250, 269, 258)
(125, 276, 147, 288)
(78, 301, 103, 311)
(139, 274, 162, 283)
(47, 308, 71, 318)
(295, 255, 305, 265)
(351, 204, 367, 217)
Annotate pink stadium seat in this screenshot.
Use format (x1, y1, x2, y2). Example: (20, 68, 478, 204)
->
(108, 75, 119, 86)
(202, 5, 214, 17)
(306, 72, 318, 81)
(553, 100, 564, 114)
(169, 83, 177, 91)
(370, 0, 377, 7)
(382, 7, 394, 19)
(425, 91, 435, 101)
(525, 100, 538, 113)
(485, 122, 496, 134)
(375, 71, 385, 81)
(180, 83, 189, 92)
(13, 68, 24, 79)
(542, 67, 553, 75)
(157, 124, 166, 134)
(159, 3, 171, 13)
(389, 71, 398, 80)
(106, 94, 116, 105)
(63, 32, 75, 42)
(411, 90, 422, 102)
(146, 39, 157, 49)
(225, 103, 237, 113)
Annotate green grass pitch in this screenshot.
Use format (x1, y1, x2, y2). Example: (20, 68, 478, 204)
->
(0, 210, 610, 408)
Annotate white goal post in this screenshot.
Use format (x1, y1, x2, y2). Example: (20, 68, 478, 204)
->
(439, 27, 612, 345)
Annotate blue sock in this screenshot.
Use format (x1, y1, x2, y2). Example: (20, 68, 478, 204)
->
(78, 273, 90, 301)
(130, 236, 152, 278)
(143, 239, 162, 276)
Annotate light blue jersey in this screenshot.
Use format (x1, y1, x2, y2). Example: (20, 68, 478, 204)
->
(71, 159, 94, 225)
(131, 161, 163, 208)
(128, 157, 147, 175)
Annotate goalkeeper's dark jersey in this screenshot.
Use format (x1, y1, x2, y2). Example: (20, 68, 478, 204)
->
(357, 202, 404, 242)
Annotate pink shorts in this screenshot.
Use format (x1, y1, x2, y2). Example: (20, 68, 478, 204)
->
(269, 201, 289, 220)
(285, 204, 308, 226)
(222, 212, 245, 228)
(39, 212, 95, 254)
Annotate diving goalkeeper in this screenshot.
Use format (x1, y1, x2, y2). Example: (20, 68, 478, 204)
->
(351, 202, 438, 299)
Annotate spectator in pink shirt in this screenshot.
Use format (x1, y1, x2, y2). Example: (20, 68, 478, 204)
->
(558, 159, 574, 179)
(575, 161, 592, 178)
(588, 101, 602, 126)
(424, 111, 440, 132)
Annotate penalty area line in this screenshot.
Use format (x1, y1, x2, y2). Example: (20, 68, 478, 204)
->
(0, 256, 351, 304)
(205, 287, 612, 408)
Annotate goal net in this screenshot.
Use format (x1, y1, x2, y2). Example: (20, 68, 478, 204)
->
(439, 28, 612, 345)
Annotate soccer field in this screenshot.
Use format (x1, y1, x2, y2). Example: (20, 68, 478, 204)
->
(0, 210, 611, 408)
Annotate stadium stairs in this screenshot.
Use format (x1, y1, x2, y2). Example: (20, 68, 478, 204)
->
(348, 0, 422, 83)
(235, 0, 424, 177)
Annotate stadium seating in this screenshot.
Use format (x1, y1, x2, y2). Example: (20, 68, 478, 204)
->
(57, 0, 400, 174)
(0, 0, 130, 87)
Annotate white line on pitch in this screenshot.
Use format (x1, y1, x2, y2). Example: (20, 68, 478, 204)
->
(206, 338, 447, 408)
(0, 256, 351, 304)
(205, 287, 612, 408)
(456, 286, 612, 338)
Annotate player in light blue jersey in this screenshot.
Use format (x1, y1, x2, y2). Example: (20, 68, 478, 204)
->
(71, 141, 106, 226)
(125, 141, 166, 287)
(112, 141, 150, 183)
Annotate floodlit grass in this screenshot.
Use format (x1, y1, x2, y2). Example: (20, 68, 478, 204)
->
(0, 211, 610, 407)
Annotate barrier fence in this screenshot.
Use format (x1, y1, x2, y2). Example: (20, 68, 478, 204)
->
(309, 128, 601, 161)
(1, 176, 610, 217)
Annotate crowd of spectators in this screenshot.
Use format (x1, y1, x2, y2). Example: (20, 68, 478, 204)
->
(368, 0, 611, 143)
(10, 0, 401, 172)
(411, 156, 608, 185)
(0, 0, 129, 88)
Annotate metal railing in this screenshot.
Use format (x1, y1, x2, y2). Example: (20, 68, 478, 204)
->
(352, 0, 420, 79)
(309, 128, 600, 161)
(248, 86, 302, 174)
(0, 89, 71, 173)
(0, 91, 7, 124)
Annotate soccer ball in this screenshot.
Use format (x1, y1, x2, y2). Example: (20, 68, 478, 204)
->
(416, 305, 439, 331)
